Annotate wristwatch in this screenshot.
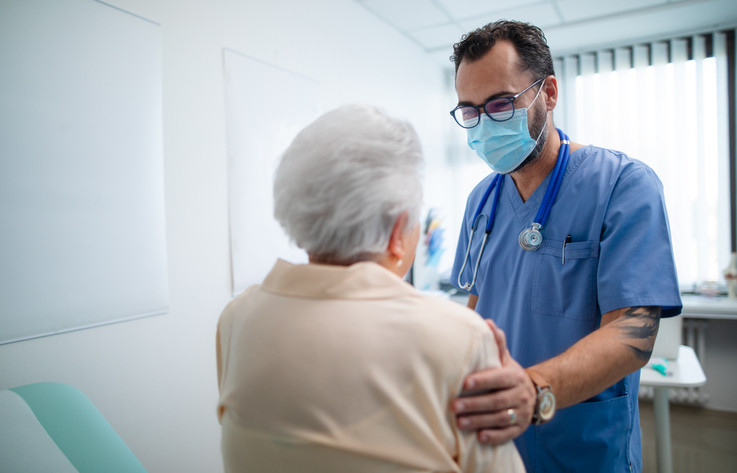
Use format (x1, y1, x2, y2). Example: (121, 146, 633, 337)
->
(528, 370, 556, 425)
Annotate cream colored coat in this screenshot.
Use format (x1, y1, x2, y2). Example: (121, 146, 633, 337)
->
(217, 259, 524, 473)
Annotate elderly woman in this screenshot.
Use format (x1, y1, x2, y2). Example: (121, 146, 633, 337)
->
(216, 104, 523, 473)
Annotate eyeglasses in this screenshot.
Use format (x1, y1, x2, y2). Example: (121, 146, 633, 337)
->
(449, 78, 544, 128)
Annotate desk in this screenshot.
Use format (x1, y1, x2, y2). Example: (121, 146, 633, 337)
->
(640, 345, 706, 473)
(681, 294, 737, 320)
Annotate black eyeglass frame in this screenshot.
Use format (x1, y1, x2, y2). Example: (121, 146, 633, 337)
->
(449, 78, 545, 128)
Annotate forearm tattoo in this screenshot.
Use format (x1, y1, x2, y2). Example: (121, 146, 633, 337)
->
(613, 306, 661, 362)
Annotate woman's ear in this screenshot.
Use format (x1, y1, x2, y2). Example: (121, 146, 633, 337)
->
(386, 211, 410, 264)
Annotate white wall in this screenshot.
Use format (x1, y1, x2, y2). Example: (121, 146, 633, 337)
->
(0, 1, 448, 472)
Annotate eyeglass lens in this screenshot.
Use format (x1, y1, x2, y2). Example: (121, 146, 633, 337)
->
(451, 97, 516, 128)
(485, 98, 515, 119)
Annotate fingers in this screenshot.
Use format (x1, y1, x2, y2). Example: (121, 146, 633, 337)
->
(452, 361, 537, 444)
(456, 404, 532, 446)
(456, 402, 533, 446)
(453, 386, 534, 428)
(476, 425, 528, 446)
(461, 359, 525, 394)
(456, 407, 519, 429)
(454, 373, 530, 412)
(453, 321, 540, 445)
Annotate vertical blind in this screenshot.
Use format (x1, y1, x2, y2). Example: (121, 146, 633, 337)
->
(554, 31, 735, 290)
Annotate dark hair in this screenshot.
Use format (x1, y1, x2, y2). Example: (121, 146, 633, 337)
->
(451, 20, 554, 79)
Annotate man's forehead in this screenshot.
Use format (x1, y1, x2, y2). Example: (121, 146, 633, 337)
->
(455, 44, 532, 99)
(462, 42, 528, 72)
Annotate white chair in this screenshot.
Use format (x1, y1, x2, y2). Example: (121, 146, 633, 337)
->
(0, 382, 148, 473)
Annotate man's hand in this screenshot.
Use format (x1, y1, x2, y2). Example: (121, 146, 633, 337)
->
(452, 320, 536, 445)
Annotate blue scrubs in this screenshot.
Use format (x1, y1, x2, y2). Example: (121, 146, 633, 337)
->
(451, 145, 682, 472)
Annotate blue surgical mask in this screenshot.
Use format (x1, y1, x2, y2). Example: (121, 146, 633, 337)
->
(467, 88, 546, 174)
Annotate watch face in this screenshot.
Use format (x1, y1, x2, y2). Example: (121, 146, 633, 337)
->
(539, 390, 556, 421)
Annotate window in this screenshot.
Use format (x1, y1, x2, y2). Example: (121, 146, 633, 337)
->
(554, 32, 734, 291)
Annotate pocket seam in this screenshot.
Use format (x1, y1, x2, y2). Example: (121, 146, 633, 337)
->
(531, 240, 598, 319)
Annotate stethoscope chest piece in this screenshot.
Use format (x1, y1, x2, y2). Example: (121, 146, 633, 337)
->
(519, 223, 543, 251)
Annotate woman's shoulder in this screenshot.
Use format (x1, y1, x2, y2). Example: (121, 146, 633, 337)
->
(405, 292, 502, 374)
(217, 285, 261, 330)
(406, 293, 493, 344)
(412, 291, 484, 319)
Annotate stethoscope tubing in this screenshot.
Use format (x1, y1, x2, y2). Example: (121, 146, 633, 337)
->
(457, 173, 503, 290)
(457, 128, 570, 292)
(535, 129, 570, 228)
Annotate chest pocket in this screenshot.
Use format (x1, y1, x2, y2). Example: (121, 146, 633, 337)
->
(531, 239, 599, 320)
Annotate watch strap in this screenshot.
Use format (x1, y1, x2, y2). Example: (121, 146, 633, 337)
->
(525, 368, 550, 390)
(526, 368, 556, 425)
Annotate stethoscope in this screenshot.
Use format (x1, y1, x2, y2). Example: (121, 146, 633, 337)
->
(457, 128, 571, 292)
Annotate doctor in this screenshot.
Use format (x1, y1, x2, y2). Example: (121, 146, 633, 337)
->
(448, 21, 682, 472)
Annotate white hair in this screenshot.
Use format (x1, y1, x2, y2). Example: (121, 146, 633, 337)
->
(273, 104, 423, 264)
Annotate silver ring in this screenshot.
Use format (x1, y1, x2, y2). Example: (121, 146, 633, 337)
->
(507, 408, 517, 426)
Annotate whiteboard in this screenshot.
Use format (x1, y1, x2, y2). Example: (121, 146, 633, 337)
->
(0, 0, 167, 344)
(223, 50, 318, 295)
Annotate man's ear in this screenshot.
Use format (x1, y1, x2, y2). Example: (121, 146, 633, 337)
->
(542, 75, 558, 111)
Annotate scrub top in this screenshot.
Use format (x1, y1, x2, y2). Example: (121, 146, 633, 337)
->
(451, 145, 682, 473)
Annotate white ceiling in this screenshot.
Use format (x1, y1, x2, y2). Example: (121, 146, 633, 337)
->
(353, 0, 737, 67)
